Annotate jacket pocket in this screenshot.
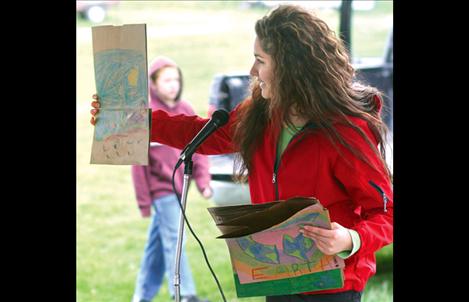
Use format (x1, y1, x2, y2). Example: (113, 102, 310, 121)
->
(368, 180, 389, 212)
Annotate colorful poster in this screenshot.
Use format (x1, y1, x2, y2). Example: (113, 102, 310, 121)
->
(90, 24, 150, 165)
(227, 205, 344, 284)
(208, 197, 345, 297)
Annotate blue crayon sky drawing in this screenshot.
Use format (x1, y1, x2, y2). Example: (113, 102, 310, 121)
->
(94, 48, 147, 108)
(93, 48, 148, 141)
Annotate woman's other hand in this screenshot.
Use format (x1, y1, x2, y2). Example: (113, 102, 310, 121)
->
(300, 222, 353, 255)
(90, 94, 100, 126)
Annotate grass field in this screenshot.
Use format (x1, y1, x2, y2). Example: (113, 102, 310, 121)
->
(77, 2, 393, 301)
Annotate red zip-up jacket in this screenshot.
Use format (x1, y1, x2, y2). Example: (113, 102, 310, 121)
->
(150, 104, 393, 294)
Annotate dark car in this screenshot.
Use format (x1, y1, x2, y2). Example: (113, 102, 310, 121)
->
(353, 29, 393, 131)
(207, 1, 393, 206)
(206, 73, 252, 206)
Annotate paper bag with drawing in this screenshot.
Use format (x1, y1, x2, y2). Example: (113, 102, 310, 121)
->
(90, 24, 151, 165)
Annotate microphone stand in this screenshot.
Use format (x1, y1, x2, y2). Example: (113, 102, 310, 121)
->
(174, 156, 193, 302)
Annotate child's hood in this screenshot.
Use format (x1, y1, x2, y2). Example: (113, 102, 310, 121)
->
(148, 56, 183, 108)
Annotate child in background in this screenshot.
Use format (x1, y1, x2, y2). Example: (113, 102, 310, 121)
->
(130, 56, 212, 302)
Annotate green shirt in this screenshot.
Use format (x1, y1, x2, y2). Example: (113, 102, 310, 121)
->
(276, 125, 361, 259)
(275, 124, 301, 167)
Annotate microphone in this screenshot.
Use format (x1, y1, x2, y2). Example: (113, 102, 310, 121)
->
(178, 109, 229, 164)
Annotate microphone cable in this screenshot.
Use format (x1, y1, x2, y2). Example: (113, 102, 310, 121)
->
(171, 164, 227, 302)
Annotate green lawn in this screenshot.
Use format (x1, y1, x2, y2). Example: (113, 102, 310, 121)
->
(77, 2, 393, 302)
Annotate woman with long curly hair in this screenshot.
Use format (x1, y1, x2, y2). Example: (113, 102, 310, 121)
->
(91, 4, 392, 302)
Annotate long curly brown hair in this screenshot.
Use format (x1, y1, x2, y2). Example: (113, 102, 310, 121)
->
(232, 4, 391, 181)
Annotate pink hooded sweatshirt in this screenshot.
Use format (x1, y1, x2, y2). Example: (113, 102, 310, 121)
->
(131, 56, 211, 217)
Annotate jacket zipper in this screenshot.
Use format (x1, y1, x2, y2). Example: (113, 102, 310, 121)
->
(368, 180, 388, 212)
(272, 153, 280, 200)
(272, 129, 306, 200)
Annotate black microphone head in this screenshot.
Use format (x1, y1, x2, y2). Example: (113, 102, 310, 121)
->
(211, 109, 229, 127)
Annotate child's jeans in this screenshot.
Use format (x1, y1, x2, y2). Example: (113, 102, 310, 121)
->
(132, 194, 197, 301)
